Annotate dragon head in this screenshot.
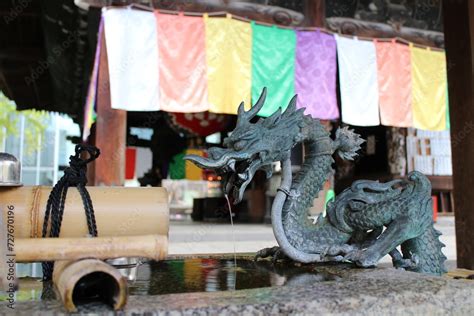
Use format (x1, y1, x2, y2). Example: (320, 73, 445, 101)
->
(185, 88, 306, 204)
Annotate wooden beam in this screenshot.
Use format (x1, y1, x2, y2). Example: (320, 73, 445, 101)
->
(443, 0, 474, 269)
(75, 0, 305, 26)
(326, 17, 444, 48)
(89, 28, 126, 186)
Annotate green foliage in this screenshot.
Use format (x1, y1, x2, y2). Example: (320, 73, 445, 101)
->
(0, 93, 48, 153)
(0, 92, 17, 140)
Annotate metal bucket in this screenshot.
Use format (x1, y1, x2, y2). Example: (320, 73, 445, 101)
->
(0, 152, 22, 186)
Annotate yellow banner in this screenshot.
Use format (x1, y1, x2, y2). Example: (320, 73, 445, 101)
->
(185, 149, 204, 180)
(205, 16, 252, 114)
(411, 46, 447, 131)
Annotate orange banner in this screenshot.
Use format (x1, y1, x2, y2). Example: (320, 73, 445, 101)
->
(155, 12, 209, 112)
(375, 40, 412, 127)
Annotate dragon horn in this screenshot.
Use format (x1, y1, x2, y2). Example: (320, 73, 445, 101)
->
(236, 88, 267, 127)
(237, 101, 245, 116)
(236, 101, 246, 127)
(283, 94, 298, 117)
(245, 87, 267, 120)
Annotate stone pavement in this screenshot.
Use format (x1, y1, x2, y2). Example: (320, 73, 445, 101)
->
(169, 216, 457, 264)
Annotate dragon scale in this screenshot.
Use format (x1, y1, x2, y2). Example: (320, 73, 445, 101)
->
(280, 119, 351, 255)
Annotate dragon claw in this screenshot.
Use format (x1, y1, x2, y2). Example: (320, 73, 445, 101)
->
(343, 249, 379, 267)
(392, 254, 420, 270)
(320, 244, 358, 259)
(254, 246, 289, 263)
(272, 249, 286, 264)
(254, 246, 278, 261)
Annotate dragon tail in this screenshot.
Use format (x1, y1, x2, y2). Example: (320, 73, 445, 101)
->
(401, 225, 447, 276)
(333, 126, 365, 161)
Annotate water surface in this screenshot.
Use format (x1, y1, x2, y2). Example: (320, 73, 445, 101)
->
(129, 258, 341, 295)
(4, 258, 343, 306)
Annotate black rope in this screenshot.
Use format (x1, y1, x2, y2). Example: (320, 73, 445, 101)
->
(41, 144, 100, 281)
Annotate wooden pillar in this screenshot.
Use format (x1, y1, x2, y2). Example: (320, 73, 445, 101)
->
(443, 0, 474, 269)
(90, 29, 126, 186)
(304, 0, 325, 27)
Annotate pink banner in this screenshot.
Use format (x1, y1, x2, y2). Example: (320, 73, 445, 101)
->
(375, 40, 412, 127)
(155, 12, 209, 112)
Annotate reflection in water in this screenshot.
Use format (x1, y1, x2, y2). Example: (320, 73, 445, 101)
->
(129, 258, 341, 295)
(10, 258, 342, 302)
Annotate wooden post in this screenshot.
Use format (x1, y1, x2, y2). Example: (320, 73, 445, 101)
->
(304, 0, 325, 27)
(443, 0, 474, 269)
(90, 27, 126, 186)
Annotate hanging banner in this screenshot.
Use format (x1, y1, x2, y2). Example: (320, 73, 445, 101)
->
(205, 15, 252, 115)
(155, 12, 209, 112)
(411, 46, 447, 131)
(185, 149, 205, 180)
(82, 16, 103, 141)
(446, 87, 450, 130)
(375, 40, 412, 127)
(295, 31, 338, 120)
(103, 8, 160, 111)
(251, 23, 296, 117)
(169, 151, 186, 179)
(335, 35, 380, 126)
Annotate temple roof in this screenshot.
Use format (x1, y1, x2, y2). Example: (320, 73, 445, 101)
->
(0, 0, 101, 123)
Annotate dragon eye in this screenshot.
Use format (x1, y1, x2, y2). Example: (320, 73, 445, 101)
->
(234, 140, 247, 151)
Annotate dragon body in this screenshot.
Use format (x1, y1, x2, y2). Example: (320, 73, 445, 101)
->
(185, 89, 446, 275)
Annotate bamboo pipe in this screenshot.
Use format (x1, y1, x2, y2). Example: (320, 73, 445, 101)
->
(53, 259, 127, 312)
(0, 186, 169, 238)
(15, 235, 168, 262)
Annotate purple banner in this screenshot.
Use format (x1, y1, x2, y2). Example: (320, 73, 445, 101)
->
(295, 31, 339, 120)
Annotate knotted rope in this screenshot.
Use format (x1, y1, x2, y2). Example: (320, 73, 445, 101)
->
(41, 144, 100, 280)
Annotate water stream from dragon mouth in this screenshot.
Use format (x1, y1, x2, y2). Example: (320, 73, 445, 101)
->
(224, 193, 237, 290)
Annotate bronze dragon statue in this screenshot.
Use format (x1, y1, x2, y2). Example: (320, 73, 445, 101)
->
(185, 88, 446, 276)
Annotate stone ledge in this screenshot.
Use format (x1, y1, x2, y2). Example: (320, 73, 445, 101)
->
(3, 266, 474, 315)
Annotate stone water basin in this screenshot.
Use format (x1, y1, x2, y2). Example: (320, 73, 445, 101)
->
(3, 255, 474, 314)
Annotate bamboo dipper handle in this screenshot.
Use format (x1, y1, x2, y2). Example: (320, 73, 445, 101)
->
(15, 234, 167, 262)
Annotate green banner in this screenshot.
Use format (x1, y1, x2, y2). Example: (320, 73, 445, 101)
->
(169, 151, 186, 179)
(251, 23, 296, 117)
